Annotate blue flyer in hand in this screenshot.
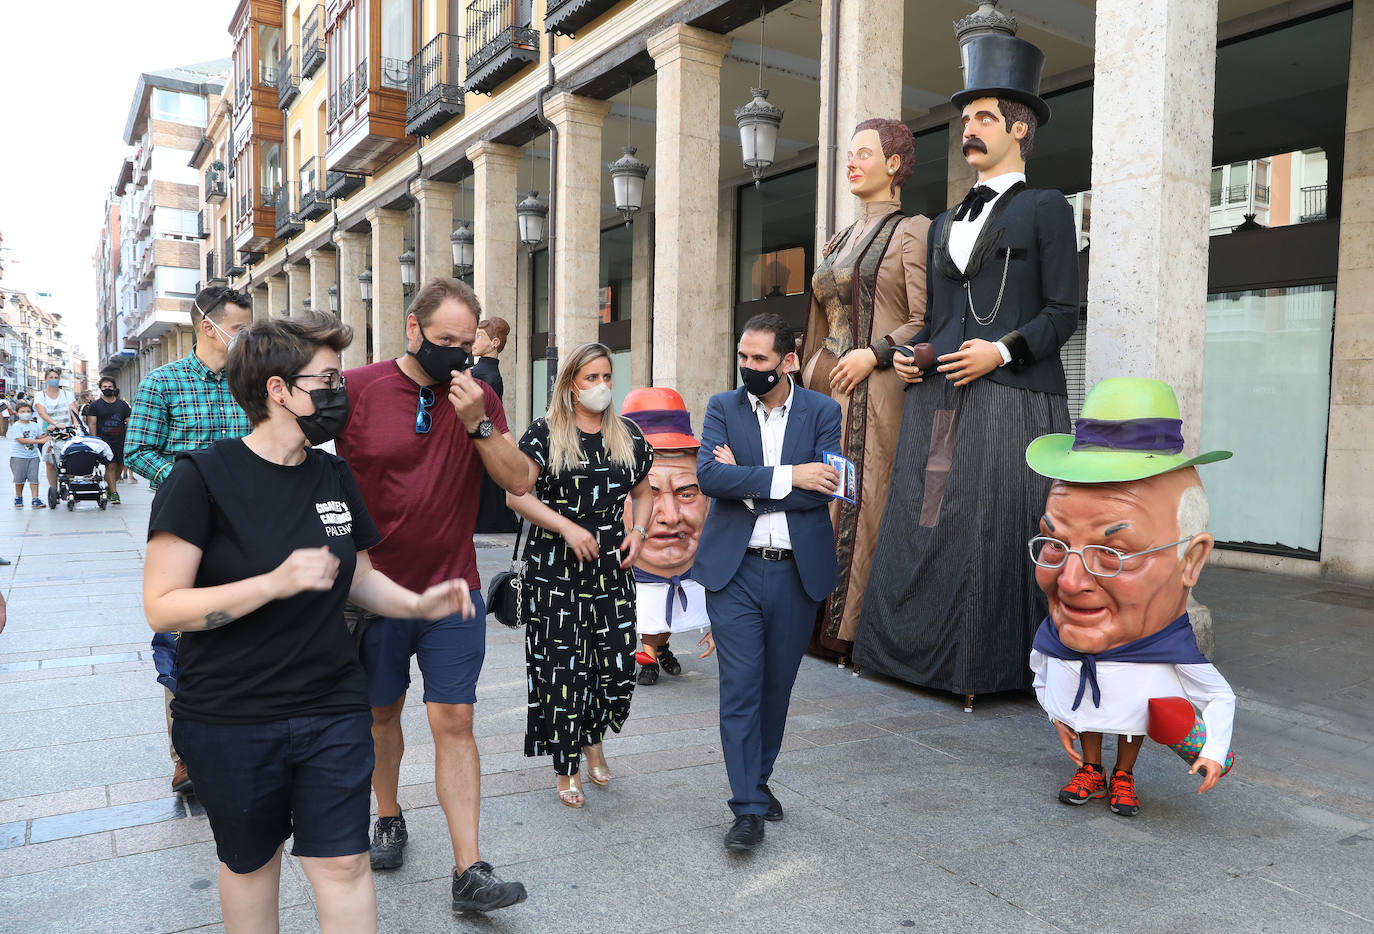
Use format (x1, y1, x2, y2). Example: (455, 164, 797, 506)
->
(822, 451, 856, 504)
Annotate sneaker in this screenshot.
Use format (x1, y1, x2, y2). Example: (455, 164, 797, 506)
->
(110, 492, 121, 505)
(1109, 769, 1141, 817)
(451, 861, 527, 913)
(369, 815, 408, 870)
(31, 499, 44, 509)
(1058, 763, 1107, 805)
(637, 662, 659, 685)
(658, 643, 682, 676)
(13, 497, 21, 507)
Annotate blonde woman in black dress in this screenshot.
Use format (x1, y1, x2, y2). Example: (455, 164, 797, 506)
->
(507, 342, 654, 807)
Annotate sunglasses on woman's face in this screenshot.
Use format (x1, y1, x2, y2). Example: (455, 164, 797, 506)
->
(415, 385, 435, 435)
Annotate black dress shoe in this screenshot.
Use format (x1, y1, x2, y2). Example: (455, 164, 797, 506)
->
(761, 784, 783, 822)
(723, 814, 765, 852)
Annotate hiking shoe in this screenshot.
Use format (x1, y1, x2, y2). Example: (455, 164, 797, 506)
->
(1109, 769, 1141, 817)
(637, 662, 659, 685)
(31, 498, 44, 509)
(1058, 763, 1107, 805)
(451, 861, 527, 913)
(370, 815, 408, 869)
(658, 643, 682, 676)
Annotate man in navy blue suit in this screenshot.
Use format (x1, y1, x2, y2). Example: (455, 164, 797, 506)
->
(695, 313, 843, 852)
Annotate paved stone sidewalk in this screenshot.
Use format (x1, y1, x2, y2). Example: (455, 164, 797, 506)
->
(1, 470, 1373, 933)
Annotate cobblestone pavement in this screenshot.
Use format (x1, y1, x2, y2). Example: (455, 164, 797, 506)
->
(2, 470, 1374, 933)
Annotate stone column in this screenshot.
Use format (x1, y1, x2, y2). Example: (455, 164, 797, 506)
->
(1084, 0, 1219, 451)
(629, 212, 654, 390)
(251, 283, 269, 322)
(411, 178, 458, 286)
(815, 0, 906, 252)
(947, 115, 973, 209)
(286, 263, 310, 316)
(545, 92, 611, 354)
(648, 23, 732, 422)
(266, 275, 288, 319)
(335, 232, 369, 370)
(467, 141, 522, 323)
(1321, 0, 1374, 582)
(307, 248, 337, 317)
(366, 206, 407, 362)
(514, 247, 533, 429)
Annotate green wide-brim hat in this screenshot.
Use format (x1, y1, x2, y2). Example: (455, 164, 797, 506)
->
(1026, 377, 1232, 483)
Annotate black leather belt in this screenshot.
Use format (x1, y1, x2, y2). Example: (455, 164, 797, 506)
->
(747, 546, 794, 561)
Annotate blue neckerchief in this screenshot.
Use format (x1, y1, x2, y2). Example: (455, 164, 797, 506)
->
(1032, 612, 1207, 711)
(632, 567, 694, 626)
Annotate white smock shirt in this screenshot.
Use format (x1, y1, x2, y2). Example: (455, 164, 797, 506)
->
(637, 577, 709, 637)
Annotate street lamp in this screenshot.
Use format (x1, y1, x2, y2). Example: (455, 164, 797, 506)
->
(398, 250, 417, 293)
(327, 285, 339, 314)
(517, 191, 549, 246)
(358, 268, 373, 303)
(609, 147, 649, 224)
(450, 223, 474, 275)
(733, 7, 783, 187)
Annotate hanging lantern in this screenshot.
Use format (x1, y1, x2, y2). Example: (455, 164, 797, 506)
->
(450, 223, 475, 273)
(358, 268, 373, 303)
(609, 147, 649, 224)
(735, 88, 783, 186)
(398, 249, 417, 293)
(327, 285, 339, 314)
(302, 296, 312, 312)
(516, 191, 549, 246)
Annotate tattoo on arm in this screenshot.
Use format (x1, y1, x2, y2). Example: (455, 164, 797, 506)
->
(203, 611, 234, 630)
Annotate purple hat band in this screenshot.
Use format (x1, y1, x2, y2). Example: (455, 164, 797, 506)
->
(625, 407, 694, 438)
(1071, 417, 1184, 455)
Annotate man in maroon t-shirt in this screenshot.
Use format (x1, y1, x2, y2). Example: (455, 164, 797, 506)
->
(336, 277, 531, 914)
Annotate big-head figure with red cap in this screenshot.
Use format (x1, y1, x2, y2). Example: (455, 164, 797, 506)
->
(621, 387, 714, 685)
(1025, 378, 1237, 817)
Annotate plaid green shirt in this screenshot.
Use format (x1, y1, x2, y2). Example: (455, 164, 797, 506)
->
(125, 352, 251, 489)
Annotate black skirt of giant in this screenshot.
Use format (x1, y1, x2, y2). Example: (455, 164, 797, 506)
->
(854, 377, 1069, 695)
(518, 418, 653, 775)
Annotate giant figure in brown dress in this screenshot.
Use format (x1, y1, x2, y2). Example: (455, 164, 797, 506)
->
(799, 119, 930, 660)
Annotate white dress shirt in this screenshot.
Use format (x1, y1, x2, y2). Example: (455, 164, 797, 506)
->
(947, 171, 1026, 367)
(1030, 651, 1237, 765)
(745, 377, 794, 549)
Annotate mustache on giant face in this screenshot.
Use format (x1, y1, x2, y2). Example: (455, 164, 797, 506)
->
(962, 138, 988, 156)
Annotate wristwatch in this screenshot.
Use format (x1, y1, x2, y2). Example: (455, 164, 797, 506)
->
(466, 418, 494, 440)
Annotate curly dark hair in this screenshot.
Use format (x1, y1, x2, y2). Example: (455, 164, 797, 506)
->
(853, 118, 916, 195)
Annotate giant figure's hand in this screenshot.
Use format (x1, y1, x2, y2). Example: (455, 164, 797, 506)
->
(829, 348, 877, 396)
(937, 339, 1003, 387)
(893, 346, 923, 385)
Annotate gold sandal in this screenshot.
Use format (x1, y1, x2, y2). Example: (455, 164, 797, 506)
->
(587, 764, 611, 787)
(557, 782, 585, 808)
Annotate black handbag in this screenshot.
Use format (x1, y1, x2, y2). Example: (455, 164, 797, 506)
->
(485, 519, 526, 628)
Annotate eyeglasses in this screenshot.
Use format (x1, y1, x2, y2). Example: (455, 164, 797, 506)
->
(415, 385, 435, 435)
(1027, 535, 1197, 579)
(291, 372, 347, 392)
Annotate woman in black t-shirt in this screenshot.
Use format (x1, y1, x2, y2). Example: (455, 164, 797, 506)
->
(144, 314, 475, 934)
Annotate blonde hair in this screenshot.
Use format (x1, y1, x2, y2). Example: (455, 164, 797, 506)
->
(545, 342, 635, 475)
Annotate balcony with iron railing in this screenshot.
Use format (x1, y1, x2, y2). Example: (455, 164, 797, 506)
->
(274, 183, 304, 239)
(543, 0, 618, 37)
(338, 73, 353, 112)
(406, 33, 465, 137)
(1300, 184, 1328, 223)
(324, 168, 365, 200)
(205, 165, 227, 203)
(298, 157, 329, 220)
(382, 56, 409, 91)
(278, 46, 300, 109)
(356, 59, 370, 98)
(465, 0, 539, 95)
(301, 5, 325, 78)
(195, 210, 210, 240)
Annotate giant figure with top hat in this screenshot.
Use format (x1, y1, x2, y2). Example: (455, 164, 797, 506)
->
(856, 10, 1079, 706)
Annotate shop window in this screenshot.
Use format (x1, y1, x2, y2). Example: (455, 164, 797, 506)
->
(737, 166, 816, 305)
(900, 125, 949, 221)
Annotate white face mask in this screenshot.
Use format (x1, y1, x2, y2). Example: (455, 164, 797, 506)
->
(577, 383, 613, 414)
(206, 317, 236, 348)
(17, 413, 33, 422)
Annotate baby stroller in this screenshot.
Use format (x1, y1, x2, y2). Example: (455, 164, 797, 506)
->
(46, 426, 113, 511)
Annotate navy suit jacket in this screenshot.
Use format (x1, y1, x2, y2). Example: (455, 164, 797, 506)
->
(694, 383, 842, 603)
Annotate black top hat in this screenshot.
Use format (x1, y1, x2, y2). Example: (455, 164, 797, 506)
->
(950, 34, 1051, 127)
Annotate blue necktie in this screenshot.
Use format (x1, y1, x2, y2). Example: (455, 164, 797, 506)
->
(632, 567, 693, 626)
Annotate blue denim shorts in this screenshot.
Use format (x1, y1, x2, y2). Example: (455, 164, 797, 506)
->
(172, 711, 374, 874)
(358, 591, 487, 707)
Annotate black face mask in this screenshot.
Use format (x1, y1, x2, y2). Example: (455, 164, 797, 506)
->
(409, 320, 472, 383)
(739, 363, 784, 398)
(286, 385, 351, 446)
(101, 389, 117, 398)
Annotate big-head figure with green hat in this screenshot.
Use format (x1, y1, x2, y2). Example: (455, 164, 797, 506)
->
(1025, 377, 1237, 818)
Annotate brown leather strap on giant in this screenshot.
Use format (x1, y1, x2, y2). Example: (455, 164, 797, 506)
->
(919, 408, 958, 528)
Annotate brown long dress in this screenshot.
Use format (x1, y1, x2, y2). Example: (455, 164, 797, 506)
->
(800, 199, 930, 659)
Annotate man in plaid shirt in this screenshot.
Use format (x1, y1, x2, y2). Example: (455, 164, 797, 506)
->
(128, 285, 253, 796)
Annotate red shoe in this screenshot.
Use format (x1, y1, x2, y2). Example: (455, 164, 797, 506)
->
(1058, 763, 1107, 805)
(1109, 769, 1141, 817)
(634, 650, 656, 666)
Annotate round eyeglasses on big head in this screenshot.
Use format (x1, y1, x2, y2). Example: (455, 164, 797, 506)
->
(1027, 535, 1198, 578)
(415, 385, 435, 434)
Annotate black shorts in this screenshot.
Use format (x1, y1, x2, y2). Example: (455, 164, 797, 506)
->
(172, 711, 374, 874)
(98, 435, 124, 465)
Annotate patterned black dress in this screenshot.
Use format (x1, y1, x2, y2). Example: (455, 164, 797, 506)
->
(518, 417, 653, 775)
